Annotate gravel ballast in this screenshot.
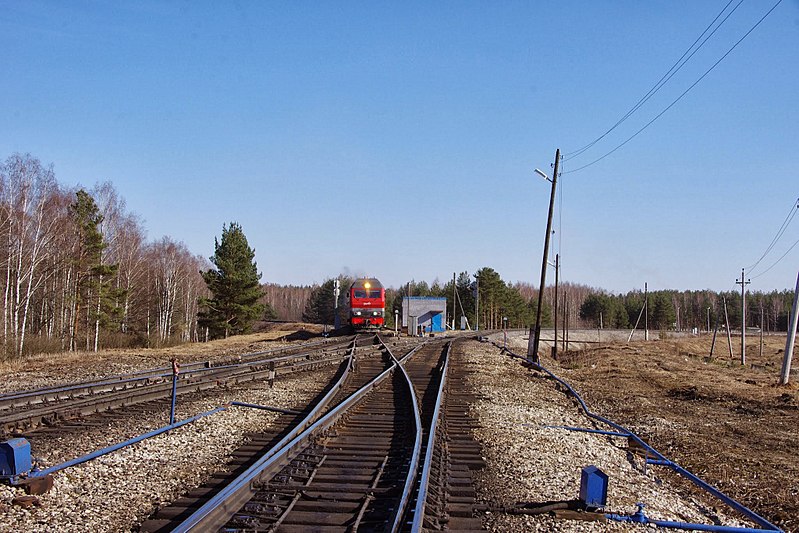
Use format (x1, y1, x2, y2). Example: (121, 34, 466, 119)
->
(463, 337, 749, 532)
(0, 370, 328, 532)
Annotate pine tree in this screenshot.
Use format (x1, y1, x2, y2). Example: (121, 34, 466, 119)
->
(198, 222, 266, 339)
(302, 276, 350, 326)
(68, 189, 123, 351)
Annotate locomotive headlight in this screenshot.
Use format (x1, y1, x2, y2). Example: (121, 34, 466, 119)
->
(372, 311, 378, 316)
(364, 282, 371, 289)
(354, 311, 362, 316)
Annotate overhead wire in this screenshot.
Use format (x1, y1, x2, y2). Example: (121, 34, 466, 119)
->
(751, 236, 799, 280)
(562, 0, 784, 175)
(746, 197, 799, 274)
(563, 0, 741, 161)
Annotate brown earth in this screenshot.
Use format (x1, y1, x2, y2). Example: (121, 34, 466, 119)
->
(546, 334, 798, 532)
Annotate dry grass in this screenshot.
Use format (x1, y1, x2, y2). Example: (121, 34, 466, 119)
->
(546, 334, 798, 531)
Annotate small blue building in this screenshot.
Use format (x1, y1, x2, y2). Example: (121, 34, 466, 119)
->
(402, 297, 448, 334)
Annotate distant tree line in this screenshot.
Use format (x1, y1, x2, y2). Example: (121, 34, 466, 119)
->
(578, 288, 796, 332)
(0, 153, 208, 358)
(278, 272, 797, 335)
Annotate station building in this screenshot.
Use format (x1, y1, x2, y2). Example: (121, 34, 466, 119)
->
(402, 297, 448, 334)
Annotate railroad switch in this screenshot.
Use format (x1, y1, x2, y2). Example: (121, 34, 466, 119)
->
(0, 438, 54, 494)
(0, 438, 31, 484)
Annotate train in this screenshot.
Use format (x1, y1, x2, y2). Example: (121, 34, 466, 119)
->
(348, 277, 385, 329)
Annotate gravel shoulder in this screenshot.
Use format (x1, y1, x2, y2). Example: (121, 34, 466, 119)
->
(461, 338, 750, 531)
(0, 369, 331, 532)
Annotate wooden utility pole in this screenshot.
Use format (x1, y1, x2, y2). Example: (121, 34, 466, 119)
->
(474, 275, 479, 331)
(723, 296, 734, 360)
(780, 271, 799, 385)
(759, 305, 764, 359)
(562, 291, 567, 352)
(528, 148, 560, 363)
(565, 298, 570, 352)
(709, 310, 720, 359)
(553, 254, 559, 359)
(452, 272, 456, 330)
(644, 282, 649, 341)
(736, 268, 751, 366)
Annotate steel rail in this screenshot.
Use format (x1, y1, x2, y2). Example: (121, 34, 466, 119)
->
(0, 348, 350, 434)
(171, 336, 403, 532)
(409, 341, 451, 532)
(0, 336, 351, 407)
(382, 337, 424, 533)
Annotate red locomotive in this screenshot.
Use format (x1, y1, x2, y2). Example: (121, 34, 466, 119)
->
(348, 278, 385, 329)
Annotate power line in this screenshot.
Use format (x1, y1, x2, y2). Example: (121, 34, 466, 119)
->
(751, 235, 799, 280)
(563, 0, 784, 175)
(564, 0, 741, 161)
(747, 197, 799, 274)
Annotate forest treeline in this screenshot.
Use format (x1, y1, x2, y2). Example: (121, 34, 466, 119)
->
(0, 153, 208, 358)
(3, 152, 795, 359)
(280, 272, 797, 334)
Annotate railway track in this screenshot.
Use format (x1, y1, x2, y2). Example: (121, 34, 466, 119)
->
(0, 337, 354, 437)
(139, 334, 486, 532)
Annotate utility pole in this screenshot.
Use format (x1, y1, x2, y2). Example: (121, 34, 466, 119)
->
(736, 268, 751, 366)
(553, 254, 559, 360)
(333, 279, 341, 330)
(474, 275, 479, 331)
(644, 282, 649, 341)
(562, 291, 567, 352)
(759, 305, 764, 359)
(452, 272, 457, 331)
(780, 271, 799, 385)
(723, 296, 734, 360)
(528, 148, 560, 363)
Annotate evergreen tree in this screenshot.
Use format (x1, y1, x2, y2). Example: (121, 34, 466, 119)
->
(302, 276, 350, 325)
(651, 292, 676, 330)
(68, 189, 123, 351)
(198, 222, 266, 339)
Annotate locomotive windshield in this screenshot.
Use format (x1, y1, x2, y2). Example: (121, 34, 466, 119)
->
(353, 289, 382, 299)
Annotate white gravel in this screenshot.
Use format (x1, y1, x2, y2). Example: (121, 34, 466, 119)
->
(463, 338, 749, 532)
(0, 370, 330, 532)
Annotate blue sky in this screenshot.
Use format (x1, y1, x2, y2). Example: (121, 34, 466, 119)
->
(2, 1, 797, 293)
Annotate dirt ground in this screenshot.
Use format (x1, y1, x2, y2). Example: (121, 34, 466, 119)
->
(545, 333, 798, 532)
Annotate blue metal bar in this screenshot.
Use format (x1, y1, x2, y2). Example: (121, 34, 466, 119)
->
(607, 509, 780, 532)
(543, 425, 630, 437)
(31, 407, 227, 478)
(498, 343, 782, 532)
(229, 401, 301, 415)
